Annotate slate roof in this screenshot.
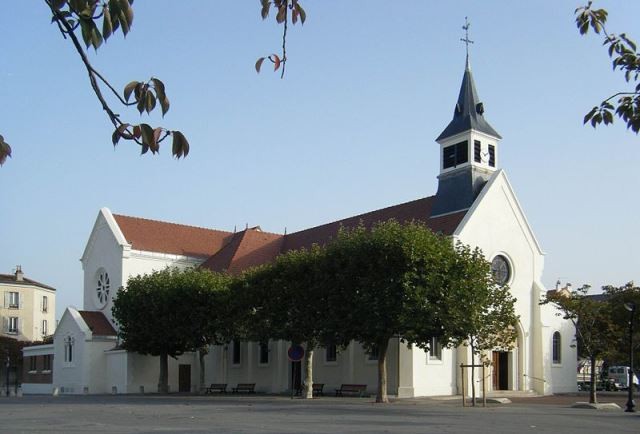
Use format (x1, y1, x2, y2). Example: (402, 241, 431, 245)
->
(113, 214, 233, 258)
(0, 274, 56, 291)
(110, 194, 468, 275)
(436, 59, 502, 141)
(79, 311, 117, 336)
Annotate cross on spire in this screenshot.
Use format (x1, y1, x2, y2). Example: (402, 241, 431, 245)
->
(460, 16, 474, 68)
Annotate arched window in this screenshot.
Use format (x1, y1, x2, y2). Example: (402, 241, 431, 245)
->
(552, 331, 561, 364)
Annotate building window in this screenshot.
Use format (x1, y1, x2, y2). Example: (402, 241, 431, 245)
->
(64, 336, 74, 363)
(95, 270, 110, 309)
(43, 355, 52, 371)
(42, 296, 48, 313)
(474, 140, 482, 163)
(7, 291, 20, 309)
(232, 340, 241, 365)
(7, 317, 18, 334)
(42, 320, 48, 336)
(259, 342, 269, 365)
(552, 331, 561, 364)
(491, 255, 511, 286)
(367, 345, 379, 361)
(442, 141, 469, 169)
(325, 344, 337, 363)
(29, 356, 37, 372)
(429, 337, 442, 361)
(488, 144, 496, 167)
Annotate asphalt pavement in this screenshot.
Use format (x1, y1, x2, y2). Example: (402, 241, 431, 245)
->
(0, 393, 637, 434)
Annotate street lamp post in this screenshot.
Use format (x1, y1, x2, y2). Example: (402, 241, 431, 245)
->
(624, 302, 636, 413)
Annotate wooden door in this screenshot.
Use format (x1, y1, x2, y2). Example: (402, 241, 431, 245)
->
(492, 352, 509, 390)
(178, 364, 191, 393)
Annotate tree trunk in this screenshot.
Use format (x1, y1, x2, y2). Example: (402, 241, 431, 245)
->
(199, 349, 207, 394)
(303, 342, 314, 399)
(589, 355, 597, 404)
(470, 343, 476, 407)
(158, 352, 169, 394)
(376, 340, 389, 403)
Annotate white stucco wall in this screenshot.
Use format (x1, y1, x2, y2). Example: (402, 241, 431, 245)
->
(412, 346, 457, 396)
(454, 170, 546, 393)
(540, 303, 578, 393)
(52, 309, 88, 394)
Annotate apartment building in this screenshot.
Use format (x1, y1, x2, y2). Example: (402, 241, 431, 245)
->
(1, 266, 56, 341)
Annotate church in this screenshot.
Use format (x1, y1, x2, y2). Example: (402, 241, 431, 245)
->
(39, 54, 577, 397)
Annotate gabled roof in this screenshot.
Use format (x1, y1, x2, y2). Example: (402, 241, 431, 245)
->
(0, 274, 56, 291)
(112, 195, 468, 276)
(436, 59, 501, 141)
(113, 214, 233, 258)
(201, 228, 284, 274)
(281, 196, 467, 253)
(78, 311, 117, 336)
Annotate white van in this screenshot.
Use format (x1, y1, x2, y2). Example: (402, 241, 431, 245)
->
(607, 366, 640, 390)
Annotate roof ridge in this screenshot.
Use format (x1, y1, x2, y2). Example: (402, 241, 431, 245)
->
(113, 213, 232, 235)
(288, 195, 435, 235)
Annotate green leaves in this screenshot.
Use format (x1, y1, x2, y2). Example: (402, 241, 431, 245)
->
(0, 135, 12, 166)
(576, 3, 640, 134)
(50, 0, 134, 50)
(124, 78, 170, 116)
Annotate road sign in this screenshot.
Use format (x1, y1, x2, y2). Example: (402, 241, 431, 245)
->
(288, 345, 305, 362)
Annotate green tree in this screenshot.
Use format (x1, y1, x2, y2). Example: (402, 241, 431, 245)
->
(324, 220, 458, 403)
(441, 244, 519, 405)
(575, 2, 640, 133)
(112, 267, 231, 393)
(241, 246, 342, 399)
(541, 285, 619, 403)
(601, 282, 640, 368)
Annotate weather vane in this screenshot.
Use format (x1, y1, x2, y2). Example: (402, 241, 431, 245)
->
(460, 17, 474, 58)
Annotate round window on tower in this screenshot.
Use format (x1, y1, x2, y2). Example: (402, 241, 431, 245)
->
(95, 269, 111, 310)
(491, 255, 511, 286)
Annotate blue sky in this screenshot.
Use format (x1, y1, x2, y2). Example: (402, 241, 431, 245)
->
(1, 1, 639, 319)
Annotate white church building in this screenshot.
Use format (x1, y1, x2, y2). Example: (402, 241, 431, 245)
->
(40, 57, 577, 397)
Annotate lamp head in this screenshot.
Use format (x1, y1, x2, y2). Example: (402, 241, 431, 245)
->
(624, 302, 636, 312)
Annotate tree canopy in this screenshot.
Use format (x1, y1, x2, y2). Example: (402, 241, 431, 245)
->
(112, 267, 231, 393)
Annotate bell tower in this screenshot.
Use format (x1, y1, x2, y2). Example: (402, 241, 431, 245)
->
(431, 19, 502, 217)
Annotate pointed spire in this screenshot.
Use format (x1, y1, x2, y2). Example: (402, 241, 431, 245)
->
(436, 19, 501, 142)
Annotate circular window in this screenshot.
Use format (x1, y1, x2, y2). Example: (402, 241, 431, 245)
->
(95, 270, 111, 309)
(491, 255, 511, 285)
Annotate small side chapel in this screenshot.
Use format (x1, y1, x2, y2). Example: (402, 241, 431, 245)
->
(49, 51, 577, 397)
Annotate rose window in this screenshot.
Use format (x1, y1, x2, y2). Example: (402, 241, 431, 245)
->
(96, 271, 110, 308)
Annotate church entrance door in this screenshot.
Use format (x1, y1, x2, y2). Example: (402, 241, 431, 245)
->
(492, 351, 510, 390)
(178, 364, 191, 392)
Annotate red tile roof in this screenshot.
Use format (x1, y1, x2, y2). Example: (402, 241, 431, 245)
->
(201, 228, 284, 275)
(281, 196, 466, 252)
(113, 214, 233, 258)
(79, 311, 117, 336)
(114, 195, 467, 275)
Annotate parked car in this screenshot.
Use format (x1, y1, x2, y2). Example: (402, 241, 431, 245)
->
(607, 366, 640, 390)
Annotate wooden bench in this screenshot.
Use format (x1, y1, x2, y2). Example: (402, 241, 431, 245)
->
(295, 383, 325, 396)
(205, 383, 227, 394)
(335, 384, 367, 397)
(231, 383, 256, 394)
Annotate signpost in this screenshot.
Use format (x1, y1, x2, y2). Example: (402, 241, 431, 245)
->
(288, 345, 305, 399)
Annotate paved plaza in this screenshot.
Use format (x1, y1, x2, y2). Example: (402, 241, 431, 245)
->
(0, 393, 638, 434)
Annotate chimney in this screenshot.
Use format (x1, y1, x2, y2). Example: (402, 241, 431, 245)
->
(555, 280, 561, 290)
(15, 265, 24, 282)
(566, 283, 572, 292)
